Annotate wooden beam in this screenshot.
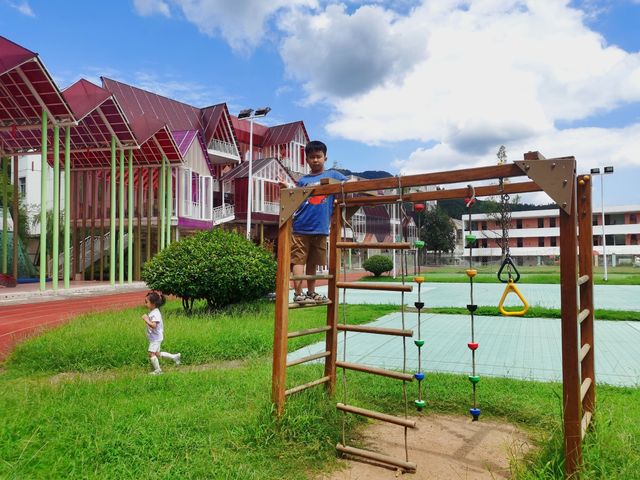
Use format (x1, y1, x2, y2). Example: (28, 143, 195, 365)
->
(325, 205, 341, 395)
(336, 282, 412, 292)
(337, 403, 416, 428)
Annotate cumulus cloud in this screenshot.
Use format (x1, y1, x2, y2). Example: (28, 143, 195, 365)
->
(133, 0, 171, 17)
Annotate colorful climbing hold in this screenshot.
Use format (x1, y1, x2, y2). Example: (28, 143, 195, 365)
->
(466, 304, 478, 312)
(467, 342, 479, 351)
(414, 240, 425, 248)
(414, 301, 424, 310)
(466, 269, 477, 278)
(414, 203, 425, 212)
(414, 339, 425, 347)
(465, 234, 476, 246)
(469, 408, 481, 420)
(414, 372, 425, 381)
(468, 375, 481, 384)
(414, 276, 424, 283)
(415, 399, 426, 409)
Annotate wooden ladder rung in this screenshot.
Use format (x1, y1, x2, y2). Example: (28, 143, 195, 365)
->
(287, 351, 331, 367)
(336, 282, 413, 292)
(579, 343, 591, 362)
(578, 309, 590, 324)
(336, 361, 414, 381)
(336, 443, 417, 472)
(336, 241, 412, 250)
(577, 275, 590, 285)
(288, 325, 331, 338)
(581, 411, 593, 440)
(580, 377, 593, 402)
(288, 300, 333, 309)
(285, 375, 331, 396)
(290, 274, 334, 280)
(337, 402, 416, 428)
(337, 324, 413, 337)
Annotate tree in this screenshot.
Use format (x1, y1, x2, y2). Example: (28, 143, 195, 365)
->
(420, 206, 456, 261)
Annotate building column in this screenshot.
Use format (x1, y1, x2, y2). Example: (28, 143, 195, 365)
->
(63, 126, 71, 288)
(127, 150, 133, 283)
(39, 109, 48, 291)
(166, 163, 172, 245)
(52, 125, 60, 289)
(110, 136, 116, 285)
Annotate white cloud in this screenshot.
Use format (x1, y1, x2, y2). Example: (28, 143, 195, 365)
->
(133, 0, 171, 17)
(10, 1, 34, 17)
(144, 0, 317, 55)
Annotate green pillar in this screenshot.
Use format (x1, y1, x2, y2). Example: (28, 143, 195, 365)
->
(119, 149, 124, 284)
(39, 110, 48, 290)
(52, 125, 60, 289)
(2, 156, 8, 274)
(127, 150, 133, 283)
(110, 136, 116, 285)
(64, 126, 71, 289)
(166, 163, 172, 245)
(160, 156, 166, 250)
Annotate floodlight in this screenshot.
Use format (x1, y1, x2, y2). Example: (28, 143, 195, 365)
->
(238, 108, 253, 119)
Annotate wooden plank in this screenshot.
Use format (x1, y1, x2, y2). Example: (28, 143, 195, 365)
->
(325, 205, 341, 394)
(290, 274, 333, 280)
(581, 411, 593, 440)
(337, 403, 416, 428)
(578, 309, 590, 324)
(336, 242, 411, 250)
(580, 377, 592, 402)
(336, 361, 414, 382)
(579, 343, 591, 363)
(559, 175, 582, 478)
(337, 282, 412, 292)
(337, 324, 413, 337)
(288, 300, 333, 309)
(285, 375, 330, 396)
(577, 174, 596, 423)
(272, 219, 292, 414)
(336, 444, 416, 472)
(342, 181, 541, 207)
(577, 275, 589, 286)
(287, 351, 331, 367)
(288, 326, 332, 338)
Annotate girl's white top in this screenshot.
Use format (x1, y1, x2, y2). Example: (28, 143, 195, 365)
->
(146, 308, 164, 342)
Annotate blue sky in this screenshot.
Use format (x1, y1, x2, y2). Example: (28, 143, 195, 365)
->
(1, 0, 639, 206)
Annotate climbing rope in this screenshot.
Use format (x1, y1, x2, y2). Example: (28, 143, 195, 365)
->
(464, 185, 481, 421)
(412, 203, 426, 412)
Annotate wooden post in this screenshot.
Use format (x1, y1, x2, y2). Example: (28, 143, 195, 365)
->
(559, 175, 582, 478)
(577, 174, 596, 418)
(325, 205, 342, 394)
(272, 218, 292, 415)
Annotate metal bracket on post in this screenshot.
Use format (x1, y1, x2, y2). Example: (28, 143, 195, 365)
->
(515, 152, 576, 214)
(279, 187, 312, 227)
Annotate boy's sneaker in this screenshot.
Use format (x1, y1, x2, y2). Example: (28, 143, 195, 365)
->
(174, 353, 181, 366)
(293, 292, 315, 305)
(149, 369, 163, 375)
(307, 291, 329, 304)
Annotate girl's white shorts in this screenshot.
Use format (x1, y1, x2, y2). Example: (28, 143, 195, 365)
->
(148, 341, 162, 353)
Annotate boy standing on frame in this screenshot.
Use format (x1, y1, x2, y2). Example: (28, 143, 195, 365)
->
(290, 140, 347, 305)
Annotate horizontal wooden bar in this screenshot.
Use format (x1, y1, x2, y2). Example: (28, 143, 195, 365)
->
(287, 162, 533, 197)
(337, 324, 413, 337)
(580, 377, 593, 402)
(336, 242, 411, 250)
(288, 325, 332, 338)
(290, 274, 333, 280)
(288, 300, 333, 309)
(336, 282, 413, 292)
(578, 309, 590, 324)
(285, 375, 331, 396)
(579, 343, 591, 363)
(581, 411, 593, 440)
(336, 361, 414, 382)
(336, 443, 417, 472)
(337, 403, 416, 428)
(577, 275, 590, 286)
(287, 351, 331, 367)
(343, 180, 542, 207)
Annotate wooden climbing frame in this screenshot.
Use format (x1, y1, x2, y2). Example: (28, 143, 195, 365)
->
(272, 152, 595, 479)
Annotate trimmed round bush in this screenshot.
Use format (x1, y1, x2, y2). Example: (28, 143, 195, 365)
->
(142, 229, 276, 311)
(363, 254, 393, 277)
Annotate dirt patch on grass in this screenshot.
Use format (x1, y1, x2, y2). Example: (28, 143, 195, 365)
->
(322, 414, 531, 480)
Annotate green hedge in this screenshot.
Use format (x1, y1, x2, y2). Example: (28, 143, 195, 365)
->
(142, 229, 276, 310)
(363, 254, 393, 277)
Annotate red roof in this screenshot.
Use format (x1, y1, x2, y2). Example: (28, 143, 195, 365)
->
(230, 115, 269, 147)
(263, 121, 308, 146)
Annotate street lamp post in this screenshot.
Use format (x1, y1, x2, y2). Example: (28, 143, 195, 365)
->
(590, 166, 614, 281)
(238, 107, 271, 240)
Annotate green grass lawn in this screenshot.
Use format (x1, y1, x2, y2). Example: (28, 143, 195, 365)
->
(359, 265, 640, 285)
(1, 300, 639, 479)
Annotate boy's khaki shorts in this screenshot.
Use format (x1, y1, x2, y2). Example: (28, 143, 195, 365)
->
(291, 234, 327, 273)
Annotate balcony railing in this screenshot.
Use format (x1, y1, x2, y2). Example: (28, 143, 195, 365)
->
(213, 204, 235, 224)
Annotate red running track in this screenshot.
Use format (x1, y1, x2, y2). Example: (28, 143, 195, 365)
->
(0, 291, 144, 361)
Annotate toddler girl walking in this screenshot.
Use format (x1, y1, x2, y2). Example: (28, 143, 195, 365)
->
(142, 291, 181, 375)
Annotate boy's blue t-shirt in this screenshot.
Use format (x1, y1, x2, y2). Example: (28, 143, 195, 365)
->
(293, 169, 348, 235)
